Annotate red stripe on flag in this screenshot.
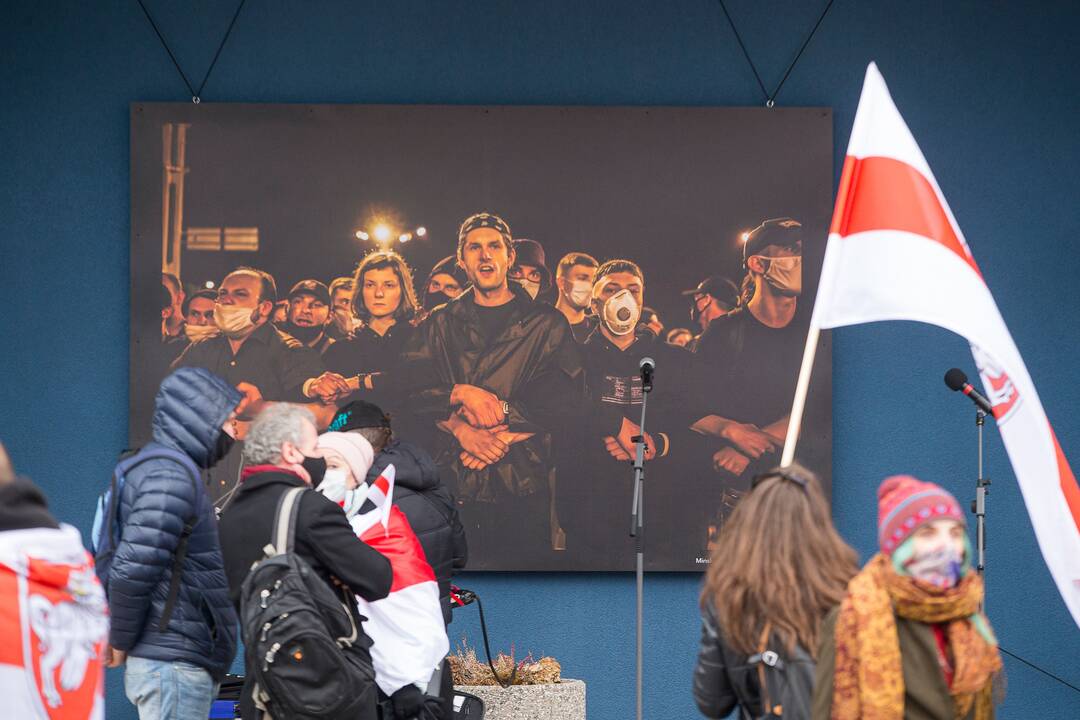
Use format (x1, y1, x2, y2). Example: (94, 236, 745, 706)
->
(1051, 426, 1080, 536)
(374, 475, 389, 495)
(830, 155, 981, 278)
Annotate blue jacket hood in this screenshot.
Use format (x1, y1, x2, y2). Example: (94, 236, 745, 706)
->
(152, 367, 242, 468)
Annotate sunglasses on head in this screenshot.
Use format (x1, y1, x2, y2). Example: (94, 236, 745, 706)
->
(751, 466, 810, 492)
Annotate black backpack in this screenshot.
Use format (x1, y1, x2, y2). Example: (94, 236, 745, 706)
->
(721, 623, 815, 720)
(240, 486, 378, 720)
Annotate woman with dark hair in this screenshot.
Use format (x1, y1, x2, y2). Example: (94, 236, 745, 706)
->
(693, 463, 859, 719)
(320, 250, 419, 415)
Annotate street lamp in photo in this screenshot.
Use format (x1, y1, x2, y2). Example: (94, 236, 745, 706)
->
(353, 221, 429, 249)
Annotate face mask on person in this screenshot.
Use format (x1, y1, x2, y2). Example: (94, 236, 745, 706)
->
(758, 255, 802, 295)
(184, 322, 220, 343)
(300, 454, 327, 486)
(566, 280, 592, 309)
(515, 278, 541, 300)
(284, 322, 324, 344)
(316, 468, 349, 505)
(208, 430, 235, 467)
(600, 289, 641, 336)
(214, 304, 259, 339)
(332, 307, 360, 335)
(424, 291, 454, 309)
(903, 544, 965, 589)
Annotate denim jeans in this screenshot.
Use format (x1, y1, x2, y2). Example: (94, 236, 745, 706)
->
(124, 656, 219, 720)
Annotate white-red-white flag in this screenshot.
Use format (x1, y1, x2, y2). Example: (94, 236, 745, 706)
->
(0, 526, 109, 720)
(349, 468, 448, 696)
(807, 62, 1080, 626)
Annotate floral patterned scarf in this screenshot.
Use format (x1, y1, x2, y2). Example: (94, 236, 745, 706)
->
(832, 554, 1002, 720)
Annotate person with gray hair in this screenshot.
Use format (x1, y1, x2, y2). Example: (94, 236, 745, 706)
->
(217, 403, 392, 719)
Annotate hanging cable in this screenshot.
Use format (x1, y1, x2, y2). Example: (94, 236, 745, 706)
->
(135, 0, 247, 104)
(716, 0, 834, 107)
(1000, 646, 1080, 695)
(716, 0, 768, 104)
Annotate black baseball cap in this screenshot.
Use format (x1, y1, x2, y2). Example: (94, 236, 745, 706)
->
(328, 400, 391, 433)
(742, 217, 803, 265)
(681, 275, 739, 310)
(288, 279, 331, 306)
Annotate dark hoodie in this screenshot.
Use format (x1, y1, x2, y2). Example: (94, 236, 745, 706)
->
(366, 439, 467, 625)
(107, 367, 242, 681)
(0, 477, 60, 532)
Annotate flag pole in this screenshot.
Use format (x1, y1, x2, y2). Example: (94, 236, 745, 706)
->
(780, 322, 821, 466)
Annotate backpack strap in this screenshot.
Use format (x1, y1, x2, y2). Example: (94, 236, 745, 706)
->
(137, 447, 203, 633)
(753, 623, 776, 717)
(272, 487, 307, 556)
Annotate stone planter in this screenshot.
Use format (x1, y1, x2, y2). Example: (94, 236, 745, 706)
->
(455, 679, 586, 720)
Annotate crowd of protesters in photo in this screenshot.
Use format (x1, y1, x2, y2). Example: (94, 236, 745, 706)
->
(0, 211, 1002, 719)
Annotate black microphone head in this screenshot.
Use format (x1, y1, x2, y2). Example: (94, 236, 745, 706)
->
(639, 357, 655, 371)
(944, 368, 968, 392)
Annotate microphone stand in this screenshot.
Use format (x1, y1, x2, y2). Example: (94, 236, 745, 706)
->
(629, 378, 651, 720)
(973, 408, 990, 586)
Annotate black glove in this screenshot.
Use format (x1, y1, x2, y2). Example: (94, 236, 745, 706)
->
(391, 685, 425, 720)
(418, 696, 446, 720)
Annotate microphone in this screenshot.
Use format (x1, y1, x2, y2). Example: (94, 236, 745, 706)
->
(639, 357, 655, 393)
(944, 368, 994, 416)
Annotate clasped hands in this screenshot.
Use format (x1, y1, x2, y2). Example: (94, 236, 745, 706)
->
(603, 416, 656, 462)
(448, 384, 532, 471)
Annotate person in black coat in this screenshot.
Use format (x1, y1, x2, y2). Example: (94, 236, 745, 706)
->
(106, 367, 243, 719)
(329, 400, 468, 626)
(218, 403, 393, 720)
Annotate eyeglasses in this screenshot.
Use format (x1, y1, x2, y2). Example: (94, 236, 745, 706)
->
(751, 466, 811, 492)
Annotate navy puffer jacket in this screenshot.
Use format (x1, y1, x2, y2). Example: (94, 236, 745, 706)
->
(107, 367, 241, 680)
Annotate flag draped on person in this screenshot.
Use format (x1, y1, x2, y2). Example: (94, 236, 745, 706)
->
(0, 526, 108, 719)
(784, 62, 1080, 627)
(349, 464, 449, 696)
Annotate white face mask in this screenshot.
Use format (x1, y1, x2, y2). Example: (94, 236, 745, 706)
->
(213, 304, 259, 339)
(332, 307, 360, 335)
(184, 323, 221, 343)
(600, 288, 641, 336)
(515, 278, 541, 300)
(757, 255, 802, 295)
(316, 468, 350, 505)
(566, 279, 592, 309)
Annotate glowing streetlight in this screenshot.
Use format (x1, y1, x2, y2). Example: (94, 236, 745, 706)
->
(740, 231, 750, 243)
(204, 280, 215, 289)
(373, 224, 391, 243)
(355, 230, 369, 241)
(415, 226, 427, 238)
(399, 233, 412, 243)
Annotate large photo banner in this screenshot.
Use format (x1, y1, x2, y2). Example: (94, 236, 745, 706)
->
(130, 103, 832, 571)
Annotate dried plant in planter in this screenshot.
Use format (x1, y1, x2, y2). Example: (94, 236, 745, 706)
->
(448, 642, 562, 686)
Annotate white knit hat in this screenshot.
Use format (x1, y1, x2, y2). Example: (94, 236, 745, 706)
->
(317, 431, 375, 484)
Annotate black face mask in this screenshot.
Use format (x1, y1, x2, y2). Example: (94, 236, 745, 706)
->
(301, 454, 327, 486)
(284, 322, 324, 344)
(209, 430, 235, 468)
(424, 291, 454, 310)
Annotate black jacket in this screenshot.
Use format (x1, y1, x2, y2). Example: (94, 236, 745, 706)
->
(693, 602, 815, 720)
(218, 469, 393, 612)
(403, 285, 585, 503)
(108, 367, 242, 681)
(366, 439, 467, 624)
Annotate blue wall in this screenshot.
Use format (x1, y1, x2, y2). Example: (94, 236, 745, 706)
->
(3, 1, 1079, 717)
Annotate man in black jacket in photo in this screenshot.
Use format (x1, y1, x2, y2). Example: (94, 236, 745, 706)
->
(218, 402, 392, 719)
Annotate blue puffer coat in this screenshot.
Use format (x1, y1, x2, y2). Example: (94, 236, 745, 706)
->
(107, 367, 241, 680)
